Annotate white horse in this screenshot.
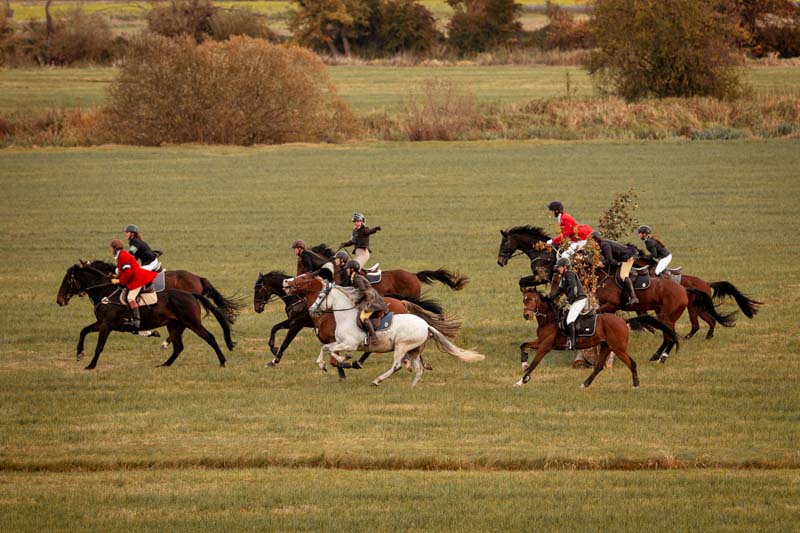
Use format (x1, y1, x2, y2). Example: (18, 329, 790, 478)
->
(309, 285, 486, 386)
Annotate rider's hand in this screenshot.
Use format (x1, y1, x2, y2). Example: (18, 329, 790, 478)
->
(111, 279, 120, 285)
(374, 226, 381, 231)
(339, 242, 348, 249)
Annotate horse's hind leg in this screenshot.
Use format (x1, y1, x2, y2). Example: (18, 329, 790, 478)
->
(582, 345, 610, 388)
(649, 338, 668, 361)
(685, 302, 701, 340)
(184, 319, 226, 367)
(160, 322, 185, 367)
(606, 340, 639, 387)
(408, 347, 424, 387)
(372, 344, 408, 386)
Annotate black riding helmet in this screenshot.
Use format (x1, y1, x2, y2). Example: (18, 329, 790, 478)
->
(345, 259, 361, 271)
(547, 201, 564, 212)
(556, 257, 571, 268)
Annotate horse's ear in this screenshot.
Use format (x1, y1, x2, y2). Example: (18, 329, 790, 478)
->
(501, 229, 508, 237)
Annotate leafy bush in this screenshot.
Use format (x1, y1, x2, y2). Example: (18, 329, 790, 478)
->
(376, 0, 439, 55)
(588, 0, 745, 101)
(397, 79, 484, 140)
(147, 0, 217, 42)
(446, 0, 522, 54)
(103, 33, 360, 145)
(541, 1, 593, 51)
(49, 8, 115, 64)
(209, 7, 277, 41)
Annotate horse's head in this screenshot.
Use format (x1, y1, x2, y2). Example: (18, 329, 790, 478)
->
(57, 263, 105, 306)
(497, 229, 516, 267)
(520, 286, 542, 321)
(497, 226, 553, 269)
(283, 272, 324, 295)
(253, 272, 269, 313)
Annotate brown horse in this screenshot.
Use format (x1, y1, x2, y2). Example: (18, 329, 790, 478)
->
(632, 255, 761, 340)
(515, 288, 678, 388)
(305, 244, 469, 299)
(57, 264, 235, 370)
(284, 272, 460, 374)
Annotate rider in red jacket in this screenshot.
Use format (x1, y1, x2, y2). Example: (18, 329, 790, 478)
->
(111, 239, 157, 329)
(546, 201, 593, 258)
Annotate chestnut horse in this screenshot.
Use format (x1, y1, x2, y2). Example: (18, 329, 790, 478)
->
(515, 288, 678, 388)
(306, 244, 469, 299)
(284, 272, 460, 376)
(253, 270, 444, 374)
(632, 253, 761, 340)
(57, 264, 235, 370)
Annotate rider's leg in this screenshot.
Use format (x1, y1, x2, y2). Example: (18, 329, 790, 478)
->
(354, 247, 370, 269)
(655, 254, 672, 276)
(566, 298, 586, 350)
(126, 287, 142, 330)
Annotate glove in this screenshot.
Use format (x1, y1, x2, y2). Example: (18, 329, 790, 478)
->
(111, 279, 120, 285)
(374, 226, 382, 231)
(546, 239, 553, 245)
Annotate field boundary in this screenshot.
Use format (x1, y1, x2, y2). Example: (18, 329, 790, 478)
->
(2, 456, 798, 473)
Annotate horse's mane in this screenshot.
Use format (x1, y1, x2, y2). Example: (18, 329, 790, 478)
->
(264, 270, 290, 280)
(333, 285, 360, 301)
(311, 243, 334, 259)
(84, 259, 116, 273)
(507, 225, 551, 241)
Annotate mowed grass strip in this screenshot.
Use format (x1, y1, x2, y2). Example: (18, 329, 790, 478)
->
(0, 140, 798, 473)
(3, 65, 800, 114)
(1, 468, 798, 531)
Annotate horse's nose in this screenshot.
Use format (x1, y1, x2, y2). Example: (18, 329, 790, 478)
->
(523, 311, 532, 320)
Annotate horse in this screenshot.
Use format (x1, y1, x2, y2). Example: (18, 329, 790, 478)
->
(497, 226, 556, 284)
(254, 271, 445, 372)
(309, 244, 469, 299)
(284, 272, 460, 379)
(588, 267, 736, 362)
(308, 284, 485, 387)
(632, 253, 762, 339)
(57, 264, 235, 370)
(515, 288, 680, 388)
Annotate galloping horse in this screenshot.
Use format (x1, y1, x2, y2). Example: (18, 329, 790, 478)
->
(632, 252, 761, 339)
(497, 226, 556, 284)
(308, 284, 484, 387)
(515, 288, 679, 388)
(284, 272, 459, 377)
(254, 271, 445, 370)
(310, 244, 469, 299)
(57, 264, 235, 370)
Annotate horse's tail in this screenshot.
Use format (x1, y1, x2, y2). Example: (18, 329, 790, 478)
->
(415, 269, 469, 291)
(711, 281, 762, 319)
(687, 287, 737, 327)
(427, 327, 485, 362)
(627, 315, 680, 354)
(194, 293, 236, 351)
(200, 277, 245, 324)
(402, 302, 461, 339)
(385, 293, 444, 316)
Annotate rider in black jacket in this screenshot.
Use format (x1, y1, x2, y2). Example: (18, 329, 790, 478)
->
(124, 224, 160, 271)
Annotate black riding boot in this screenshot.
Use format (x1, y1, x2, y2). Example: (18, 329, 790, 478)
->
(125, 306, 141, 331)
(567, 322, 577, 351)
(362, 318, 378, 346)
(624, 277, 639, 305)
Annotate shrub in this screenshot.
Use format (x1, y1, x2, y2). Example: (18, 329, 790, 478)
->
(397, 79, 484, 140)
(103, 33, 360, 145)
(147, 0, 216, 42)
(542, 1, 593, 51)
(446, 0, 522, 54)
(49, 8, 115, 64)
(376, 0, 439, 55)
(588, 0, 746, 101)
(209, 7, 277, 41)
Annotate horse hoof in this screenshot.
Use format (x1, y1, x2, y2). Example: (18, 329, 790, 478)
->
(319, 364, 328, 373)
(83, 365, 95, 370)
(513, 380, 523, 387)
(521, 362, 529, 370)
(76, 352, 84, 361)
(266, 360, 278, 367)
(580, 383, 587, 389)
(150, 331, 161, 338)
(423, 363, 433, 371)
(160, 342, 169, 351)
(659, 355, 668, 364)
(351, 361, 362, 370)
(371, 380, 380, 387)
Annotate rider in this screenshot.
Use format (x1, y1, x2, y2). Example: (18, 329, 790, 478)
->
(292, 240, 315, 275)
(124, 224, 161, 272)
(332, 250, 350, 285)
(110, 239, 157, 330)
(340, 212, 381, 269)
(590, 230, 639, 306)
(345, 259, 388, 346)
(549, 257, 588, 351)
(638, 225, 672, 276)
(545, 201, 593, 259)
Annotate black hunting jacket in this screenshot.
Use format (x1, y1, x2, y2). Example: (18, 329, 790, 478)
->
(598, 239, 637, 267)
(341, 226, 380, 251)
(128, 237, 157, 265)
(550, 271, 587, 304)
(643, 237, 671, 261)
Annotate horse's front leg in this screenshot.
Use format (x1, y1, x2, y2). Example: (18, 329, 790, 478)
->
(76, 321, 100, 361)
(85, 323, 113, 370)
(520, 339, 538, 369)
(514, 337, 555, 386)
(268, 319, 290, 356)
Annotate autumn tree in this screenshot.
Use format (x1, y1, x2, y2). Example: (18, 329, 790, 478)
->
(446, 0, 522, 54)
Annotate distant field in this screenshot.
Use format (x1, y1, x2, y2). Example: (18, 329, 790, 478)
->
(2, 65, 800, 115)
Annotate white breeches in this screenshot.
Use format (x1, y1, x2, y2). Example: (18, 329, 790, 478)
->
(655, 254, 672, 275)
(563, 240, 587, 258)
(126, 286, 142, 304)
(354, 247, 370, 268)
(142, 258, 161, 271)
(567, 299, 587, 324)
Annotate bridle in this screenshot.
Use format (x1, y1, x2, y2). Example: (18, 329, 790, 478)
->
(309, 283, 358, 315)
(523, 290, 546, 318)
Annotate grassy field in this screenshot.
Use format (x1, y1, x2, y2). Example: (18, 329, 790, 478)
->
(1, 138, 799, 528)
(3, 65, 800, 115)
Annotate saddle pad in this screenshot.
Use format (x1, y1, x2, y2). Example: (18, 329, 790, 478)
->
(560, 314, 598, 337)
(366, 271, 382, 284)
(376, 312, 394, 331)
(364, 263, 380, 272)
(138, 292, 158, 306)
(617, 271, 650, 290)
(110, 288, 158, 307)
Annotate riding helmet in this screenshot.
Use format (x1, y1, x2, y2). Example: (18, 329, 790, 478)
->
(291, 240, 306, 250)
(334, 250, 350, 261)
(589, 230, 602, 240)
(556, 257, 571, 268)
(345, 259, 361, 271)
(637, 225, 652, 234)
(124, 224, 139, 233)
(547, 201, 564, 212)
(352, 212, 366, 223)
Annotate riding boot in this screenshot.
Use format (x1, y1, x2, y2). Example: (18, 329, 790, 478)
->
(567, 322, 578, 351)
(362, 318, 378, 346)
(126, 306, 141, 331)
(624, 277, 639, 305)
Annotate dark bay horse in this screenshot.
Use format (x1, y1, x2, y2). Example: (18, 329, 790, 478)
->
(632, 253, 761, 339)
(308, 244, 469, 299)
(497, 226, 556, 285)
(516, 288, 679, 388)
(57, 264, 235, 370)
(254, 271, 446, 376)
(284, 272, 459, 376)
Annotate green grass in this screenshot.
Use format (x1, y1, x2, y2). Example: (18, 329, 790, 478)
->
(3, 65, 800, 115)
(1, 469, 798, 531)
(0, 138, 799, 527)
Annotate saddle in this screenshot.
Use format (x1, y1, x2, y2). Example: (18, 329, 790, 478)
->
(617, 267, 651, 290)
(660, 267, 683, 284)
(358, 267, 382, 284)
(108, 271, 167, 306)
(558, 312, 598, 337)
(359, 311, 394, 333)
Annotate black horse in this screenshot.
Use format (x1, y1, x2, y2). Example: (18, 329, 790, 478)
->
(497, 226, 556, 285)
(57, 264, 235, 370)
(253, 270, 445, 376)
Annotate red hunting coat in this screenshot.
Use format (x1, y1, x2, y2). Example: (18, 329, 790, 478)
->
(116, 250, 157, 290)
(552, 212, 593, 245)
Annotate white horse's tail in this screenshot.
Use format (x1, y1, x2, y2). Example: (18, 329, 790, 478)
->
(403, 301, 462, 340)
(428, 327, 486, 362)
